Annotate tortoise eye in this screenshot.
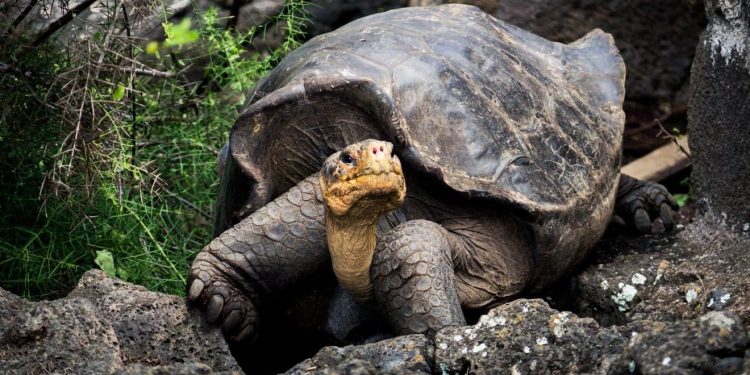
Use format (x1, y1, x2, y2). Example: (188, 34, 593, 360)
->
(340, 153, 354, 165)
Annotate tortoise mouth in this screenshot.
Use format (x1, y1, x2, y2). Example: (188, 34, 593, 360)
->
(319, 140, 406, 218)
(321, 171, 405, 218)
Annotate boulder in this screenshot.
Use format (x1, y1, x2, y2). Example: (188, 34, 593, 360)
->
(688, 0, 750, 224)
(285, 335, 432, 374)
(609, 311, 749, 374)
(434, 299, 625, 374)
(0, 270, 241, 374)
(569, 214, 750, 327)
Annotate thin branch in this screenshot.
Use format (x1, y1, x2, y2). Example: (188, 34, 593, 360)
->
(95, 0, 120, 76)
(32, 0, 98, 46)
(128, 66, 175, 78)
(122, 2, 137, 164)
(7, 0, 40, 35)
(655, 119, 691, 158)
(162, 188, 212, 222)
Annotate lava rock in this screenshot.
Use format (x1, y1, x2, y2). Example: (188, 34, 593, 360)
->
(434, 299, 626, 374)
(571, 215, 750, 327)
(709, 288, 734, 311)
(285, 335, 432, 374)
(113, 362, 240, 375)
(608, 311, 749, 374)
(0, 270, 241, 374)
(688, 0, 750, 224)
(0, 289, 123, 374)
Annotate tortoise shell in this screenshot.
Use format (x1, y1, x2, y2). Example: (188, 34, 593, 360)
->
(218, 4, 626, 288)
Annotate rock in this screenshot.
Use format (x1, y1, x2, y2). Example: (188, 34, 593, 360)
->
(434, 299, 626, 374)
(608, 311, 749, 374)
(0, 270, 241, 374)
(688, 0, 750, 224)
(113, 363, 232, 375)
(558, 233, 677, 326)
(0, 289, 124, 374)
(709, 288, 733, 311)
(285, 335, 432, 374)
(570, 214, 750, 327)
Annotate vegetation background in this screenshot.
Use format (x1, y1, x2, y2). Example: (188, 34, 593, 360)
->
(0, 0, 307, 299)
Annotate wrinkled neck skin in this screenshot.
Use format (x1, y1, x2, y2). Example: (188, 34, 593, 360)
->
(326, 210, 379, 303)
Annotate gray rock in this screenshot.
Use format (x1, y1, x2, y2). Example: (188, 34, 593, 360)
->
(572, 215, 750, 327)
(285, 334, 432, 374)
(688, 0, 750, 224)
(709, 288, 733, 311)
(0, 290, 124, 374)
(434, 299, 626, 374)
(113, 362, 228, 375)
(608, 311, 749, 374)
(0, 269, 241, 374)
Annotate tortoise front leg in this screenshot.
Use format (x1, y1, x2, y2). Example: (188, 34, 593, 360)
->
(370, 220, 465, 335)
(614, 174, 679, 233)
(188, 174, 329, 341)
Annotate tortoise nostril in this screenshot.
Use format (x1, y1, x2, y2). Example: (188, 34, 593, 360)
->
(379, 145, 384, 152)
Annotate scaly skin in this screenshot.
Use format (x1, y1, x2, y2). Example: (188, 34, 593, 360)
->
(187, 175, 328, 341)
(371, 220, 465, 334)
(189, 141, 679, 340)
(614, 174, 678, 233)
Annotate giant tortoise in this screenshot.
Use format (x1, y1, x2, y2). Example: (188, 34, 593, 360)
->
(188, 5, 677, 340)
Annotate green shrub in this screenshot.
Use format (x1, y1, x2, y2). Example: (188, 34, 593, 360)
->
(0, 0, 307, 299)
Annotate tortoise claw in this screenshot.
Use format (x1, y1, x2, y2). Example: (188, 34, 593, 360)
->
(222, 309, 242, 333)
(188, 279, 205, 301)
(207, 295, 225, 323)
(616, 175, 679, 234)
(634, 208, 651, 234)
(660, 202, 675, 231)
(233, 322, 256, 342)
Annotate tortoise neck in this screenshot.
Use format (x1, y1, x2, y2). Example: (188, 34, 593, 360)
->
(325, 212, 378, 303)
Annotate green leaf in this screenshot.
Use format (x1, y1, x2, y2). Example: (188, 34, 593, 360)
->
(116, 267, 129, 281)
(112, 83, 126, 101)
(673, 193, 689, 208)
(163, 18, 199, 47)
(146, 41, 160, 54)
(94, 250, 117, 277)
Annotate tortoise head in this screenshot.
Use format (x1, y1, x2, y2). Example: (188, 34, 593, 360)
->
(319, 139, 406, 219)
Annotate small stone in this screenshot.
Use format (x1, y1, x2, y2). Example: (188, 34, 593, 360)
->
(631, 273, 647, 285)
(708, 288, 732, 310)
(471, 343, 487, 353)
(536, 337, 548, 346)
(661, 357, 671, 366)
(685, 289, 698, 304)
(523, 346, 531, 354)
(612, 284, 638, 311)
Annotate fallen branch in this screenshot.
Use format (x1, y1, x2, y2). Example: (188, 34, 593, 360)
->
(622, 135, 691, 182)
